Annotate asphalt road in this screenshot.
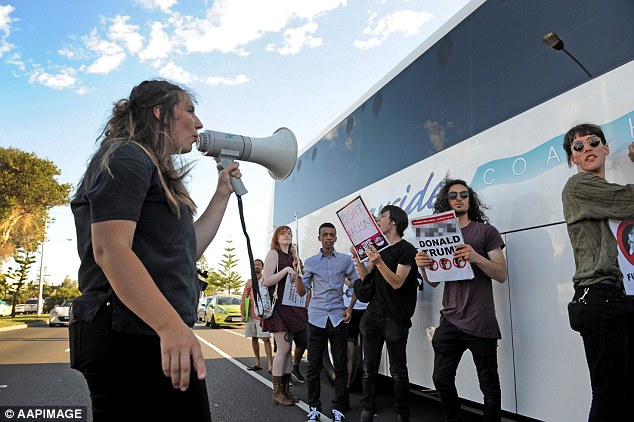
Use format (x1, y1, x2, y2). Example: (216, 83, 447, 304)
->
(0, 322, 521, 421)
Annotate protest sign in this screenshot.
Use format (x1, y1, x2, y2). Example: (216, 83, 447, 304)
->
(337, 196, 388, 261)
(608, 219, 634, 295)
(281, 274, 308, 308)
(411, 210, 474, 282)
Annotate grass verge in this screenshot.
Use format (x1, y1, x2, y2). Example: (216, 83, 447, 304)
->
(0, 314, 49, 328)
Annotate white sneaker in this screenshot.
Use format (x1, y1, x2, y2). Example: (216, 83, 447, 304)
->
(332, 409, 345, 422)
(306, 407, 321, 421)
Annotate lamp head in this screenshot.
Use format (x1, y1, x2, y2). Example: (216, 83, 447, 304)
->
(543, 32, 564, 51)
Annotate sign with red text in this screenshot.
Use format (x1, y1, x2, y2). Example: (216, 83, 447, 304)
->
(609, 219, 634, 295)
(337, 196, 388, 262)
(411, 211, 474, 282)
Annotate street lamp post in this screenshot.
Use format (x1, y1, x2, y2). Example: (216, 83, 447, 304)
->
(37, 241, 45, 315)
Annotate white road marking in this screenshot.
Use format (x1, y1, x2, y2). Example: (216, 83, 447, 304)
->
(195, 333, 332, 422)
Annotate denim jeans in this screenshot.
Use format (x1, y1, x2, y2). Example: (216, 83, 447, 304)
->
(568, 283, 634, 422)
(360, 311, 411, 417)
(307, 319, 349, 411)
(69, 303, 211, 422)
(431, 319, 501, 422)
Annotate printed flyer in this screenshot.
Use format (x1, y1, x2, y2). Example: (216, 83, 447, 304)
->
(411, 210, 474, 282)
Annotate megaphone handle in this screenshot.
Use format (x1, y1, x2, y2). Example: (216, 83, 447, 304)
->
(216, 157, 248, 196)
(230, 176, 248, 197)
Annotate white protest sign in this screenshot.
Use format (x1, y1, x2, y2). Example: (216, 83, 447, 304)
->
(411, 210, 474, 282)
(608, 219, 634, 295)
(282, 274, 308, 308)
(337, 196, 388, 261)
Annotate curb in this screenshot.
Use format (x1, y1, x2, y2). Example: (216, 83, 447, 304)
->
(0, 324, 28, 332)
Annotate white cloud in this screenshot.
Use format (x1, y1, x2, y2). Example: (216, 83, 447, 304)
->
(150, 59, 249, 87)
(202, 73, 249, 86)
(85, 51, 127, 74)
(0, 4, 16, 58)
(139, 21, 173, 61)
(7, 0, 351, 91)
(137, 0, 177, 13)
(157, 61, 194, 83)
(75, 86, 92, 95)
(355, 9, 433, 50)
(170, 0, 345, 55)
(5, 52, 24, 71)
(28, 66, 78, 90)
(82, 29, 127, 74)
(0, 4, 15, 35)
(274, 21, 323, 56)
(108, 15, 145, 54)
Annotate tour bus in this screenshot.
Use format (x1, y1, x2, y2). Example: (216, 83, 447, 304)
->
(271, 0, 634, 421)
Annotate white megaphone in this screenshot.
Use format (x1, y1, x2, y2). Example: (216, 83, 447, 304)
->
(196, 127, 298, 196)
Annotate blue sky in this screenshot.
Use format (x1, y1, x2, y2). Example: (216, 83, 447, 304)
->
(0, 0, 470, 286)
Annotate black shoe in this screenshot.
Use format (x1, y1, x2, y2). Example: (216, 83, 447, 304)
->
(360, 408, 373, 422)
(291, 366, 306, 383)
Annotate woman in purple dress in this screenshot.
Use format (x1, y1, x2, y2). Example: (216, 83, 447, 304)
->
(262, 225, 308, 406)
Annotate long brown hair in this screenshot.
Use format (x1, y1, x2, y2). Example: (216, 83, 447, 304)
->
(434, 178, 489, 224)
(270, 226, 292, 252)
(77, 79, 196, 217)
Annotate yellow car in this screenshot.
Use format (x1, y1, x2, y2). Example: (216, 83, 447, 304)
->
(204, 295, 243, 329)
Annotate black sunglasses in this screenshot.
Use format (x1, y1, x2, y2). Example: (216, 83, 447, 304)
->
(448, 191, 469, 200)
(572, 136, 602, 152)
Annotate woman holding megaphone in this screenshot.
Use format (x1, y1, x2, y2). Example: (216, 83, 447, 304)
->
(70, 79, 240, 422)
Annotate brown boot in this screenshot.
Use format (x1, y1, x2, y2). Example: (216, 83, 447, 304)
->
(282, 373, 300, 403)
(272, 375, 294, 406)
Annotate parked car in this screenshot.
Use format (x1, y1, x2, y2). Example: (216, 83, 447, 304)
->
(204, 295, 243, 329)
(48, 300, 73, 327)
(14, 304, 26, 314)
(197, 296, 214, 322)
(0, 301, 11, 317)
(24, 298, 39, 314)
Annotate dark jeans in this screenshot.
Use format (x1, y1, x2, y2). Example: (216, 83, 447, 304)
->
(360, 311, 411, 417)
(431, 319, 501, 422)
(307, 319, 349, 411)
(568, 283, 634, 422)
(69, 304, 211, 422)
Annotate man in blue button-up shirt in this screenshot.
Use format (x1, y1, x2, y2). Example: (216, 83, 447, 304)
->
(297, 222, 359, 422)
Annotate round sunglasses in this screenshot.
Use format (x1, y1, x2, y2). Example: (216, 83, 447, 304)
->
(572, 136, 603, 152)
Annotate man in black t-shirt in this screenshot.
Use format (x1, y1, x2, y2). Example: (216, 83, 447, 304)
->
(416, 179, 507, 422)
(351, 205, 418, 422)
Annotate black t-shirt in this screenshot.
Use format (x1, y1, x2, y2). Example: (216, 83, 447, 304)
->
(366, 239, 418, 327)
(71, 142, 198, 335)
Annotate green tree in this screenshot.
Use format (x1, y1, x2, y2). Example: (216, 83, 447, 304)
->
(0, 271, 8, 301)
(0, 147, 71, 261)
(214, 239, 244, 294)
(44, 276, 80, 311)
(5, 248, 36, 316)
(197, 255, 222, 296)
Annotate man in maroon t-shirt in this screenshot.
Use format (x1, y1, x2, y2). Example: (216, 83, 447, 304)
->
(416, 178, 507, 422)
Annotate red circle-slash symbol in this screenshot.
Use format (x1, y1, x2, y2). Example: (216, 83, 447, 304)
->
(453, 257, 466, 268)
(427, 260, 439, 271)
(616, 221, 634, 265)
(440, 258, 452, 270)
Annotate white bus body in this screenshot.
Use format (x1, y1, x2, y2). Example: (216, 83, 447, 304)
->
(271, 1, 634, 420)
